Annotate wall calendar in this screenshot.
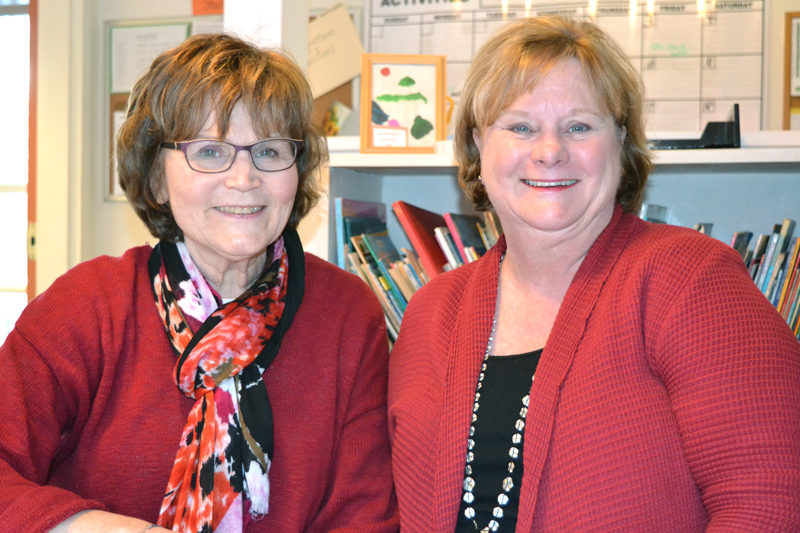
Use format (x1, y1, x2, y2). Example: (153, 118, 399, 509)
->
(367, 0, 764, 132)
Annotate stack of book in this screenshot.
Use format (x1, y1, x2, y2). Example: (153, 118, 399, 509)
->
(341, 197, 800, 340)
(637, 204, 799, 338)
(393, 201, 500, 272)
(729, 218, 799, 338)
(334, 198, 501, 339)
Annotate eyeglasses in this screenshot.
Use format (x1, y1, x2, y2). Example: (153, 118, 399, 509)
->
(161, 138, 303, 173)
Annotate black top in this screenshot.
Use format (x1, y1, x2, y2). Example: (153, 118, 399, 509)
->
(455, 349, 542, 532)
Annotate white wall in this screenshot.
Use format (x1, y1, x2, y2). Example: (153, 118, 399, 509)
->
(37, 0, 193, 294)
(83, 0, 204, 265)
(35, 0, 798, 294)
(36, 0, 79, 294)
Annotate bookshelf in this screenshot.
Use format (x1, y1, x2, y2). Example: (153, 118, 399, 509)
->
(297, 132, 800, 268)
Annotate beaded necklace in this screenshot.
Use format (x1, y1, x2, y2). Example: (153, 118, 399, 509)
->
(461, 314, 534, 532)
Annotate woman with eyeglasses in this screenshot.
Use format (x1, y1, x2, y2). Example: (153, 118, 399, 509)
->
(0, 33, 397, 533)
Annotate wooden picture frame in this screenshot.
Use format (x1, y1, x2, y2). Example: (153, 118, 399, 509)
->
(360, 53, 446, 153)
(783, 12, 800, 129)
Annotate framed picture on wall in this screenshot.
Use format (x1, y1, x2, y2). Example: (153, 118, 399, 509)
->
(106, 21, 191, 200)
(790, 13, 800, 97)
(360, 53, 446, 154)
(784, 12, 800, 129)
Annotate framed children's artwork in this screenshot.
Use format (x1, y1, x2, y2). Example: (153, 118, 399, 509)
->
(360, 53, 446, 153)
(784, 12, 800, 129)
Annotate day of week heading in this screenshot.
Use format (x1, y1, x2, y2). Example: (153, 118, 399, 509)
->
(659, 4, 686, 12)
(598, 7, 629, 15)
(717, 1, 753, 9)
(538, 8, 579, 16)
(379, 0, 469, 6)
(486, 11, 517, 20)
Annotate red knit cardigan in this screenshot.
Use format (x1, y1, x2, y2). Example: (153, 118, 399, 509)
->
(389, 206, 800, 532)
(0, 247, 398, 532)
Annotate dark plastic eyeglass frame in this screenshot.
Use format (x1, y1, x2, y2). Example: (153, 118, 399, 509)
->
(160, 138, 304, 173)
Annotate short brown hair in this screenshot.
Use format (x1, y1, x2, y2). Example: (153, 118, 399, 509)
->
(116, 32, 327, 241)
(455, 15, 652, 213)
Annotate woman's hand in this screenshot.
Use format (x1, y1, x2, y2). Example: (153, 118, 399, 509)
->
(50, 510, 171, 533)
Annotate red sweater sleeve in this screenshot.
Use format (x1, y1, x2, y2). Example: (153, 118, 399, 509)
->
(650, 239, 800, 529)
(0, 255, 131, 531)
(305, 298, 398, 532)
(293, 258, 399, 533)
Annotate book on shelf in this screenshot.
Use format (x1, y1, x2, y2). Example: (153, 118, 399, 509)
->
(481, 211, 502, 247)
(765, 252, 787, 304)
(777, 236, 800, 316)
(769, 218, 796, 291)
(639, 203, 669, 224)
(343, 202, 504, 334)
(774, 239, 797, 307)
(790, 279, 800, 324)
(748, 233, 772, 280)
(729, 231, 753, 262)
(789, 283, 800, 336)
(345, 234, 437, 340)
(348, 235, 404, 337)
(443, 212, 487, 264)
(593, 200, 799, 337)
(753, 219, 795, 294)
(345, 250, 399, 340)
(433, 226, 463, 270)
(333, 197, 386, 269)
(391, 201, 449, 280)
(401, 247, 428, 285)
(784, 266, 800, 334)
(754, 223, 783, 291)
(723, 217, 800, 339)
(362, 230, 408, 314)
(388, 262, 417, 301)
(693, 222, 713, 236)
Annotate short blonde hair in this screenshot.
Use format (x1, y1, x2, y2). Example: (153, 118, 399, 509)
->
(455, 15, 652, 213)
(117, 33, 327, 241)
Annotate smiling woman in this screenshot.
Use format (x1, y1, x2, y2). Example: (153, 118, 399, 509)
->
(388, 15, 800, 532)
(472, 58, 625, 247)
(0, 32, 398, 533)
(154, 103, 301, 298)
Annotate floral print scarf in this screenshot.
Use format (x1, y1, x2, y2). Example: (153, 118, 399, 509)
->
(148, 228, 304, 532)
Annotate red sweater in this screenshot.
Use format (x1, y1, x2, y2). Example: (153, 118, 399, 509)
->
(389, 206, 800, 532)
(0, 247, 398, 532)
